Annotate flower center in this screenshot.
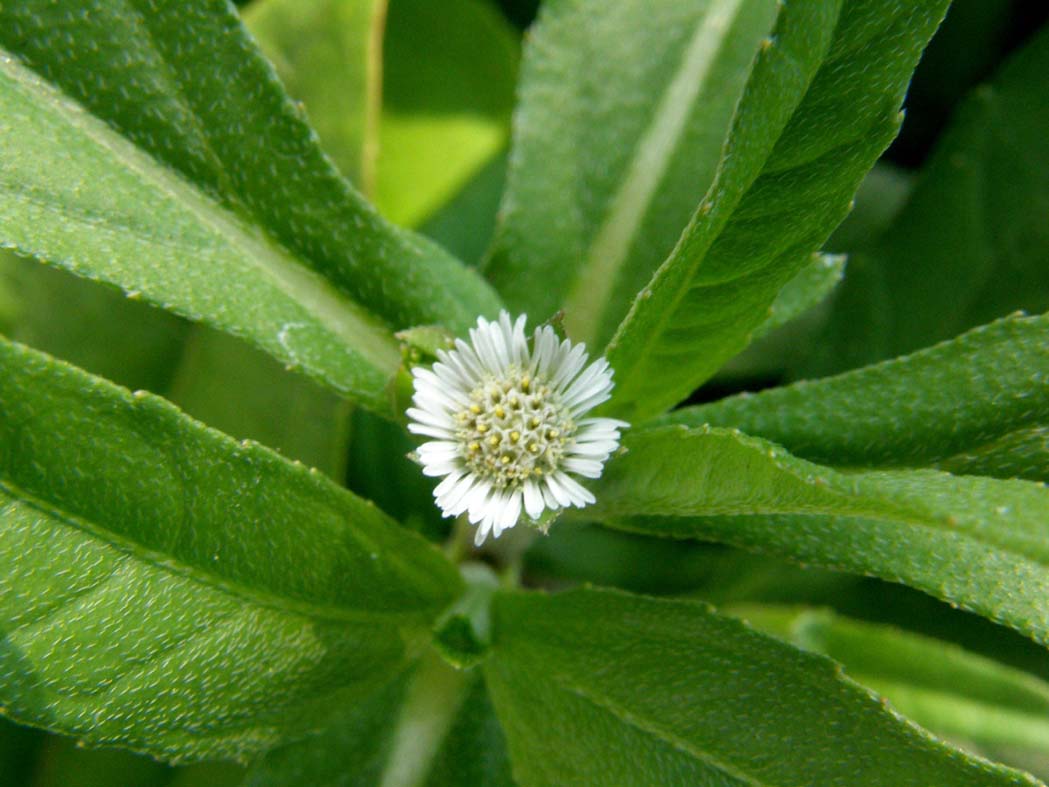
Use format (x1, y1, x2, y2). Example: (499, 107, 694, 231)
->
(454, 366, 575, 489)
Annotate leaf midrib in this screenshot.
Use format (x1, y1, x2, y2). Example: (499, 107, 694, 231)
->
(543, 667, 780, 787)
(0, 50, 400, 377)
(562, 0, 750, 346)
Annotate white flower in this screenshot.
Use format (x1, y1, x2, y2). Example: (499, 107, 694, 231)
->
(407, 311, 628, 546)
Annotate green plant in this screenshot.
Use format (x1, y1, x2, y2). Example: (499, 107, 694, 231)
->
(1, 0, 1047, 784)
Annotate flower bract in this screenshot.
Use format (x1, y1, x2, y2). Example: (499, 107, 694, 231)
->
(407, 312, 628, 546)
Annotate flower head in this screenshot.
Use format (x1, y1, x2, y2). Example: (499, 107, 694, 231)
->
(407, 312, 628, 546)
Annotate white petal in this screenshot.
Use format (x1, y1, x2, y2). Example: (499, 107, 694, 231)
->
(445, 477, 480, 516)
(430, 361, 471, 394)
(563, 457, 604, 477)
(487, 492, 509, 538)
(409, 375, 467, 409)
(433, 470, 466, 497)
(541, 485, 560, 511)
(406, 408, 455, 430)
(473, 519, 493, 546)
(567, 389, 614, 417)
(417, 440, 460, 455)
(451, 339, 486, 379)
(466, 482, 495, 523)
(511, 314, 529, 364)
(531, 326, 559, 376)
(523, 480, 545, 520)
(471, 320, 505, 373)
(412, 382, 463, 414)
(543, 473, 573, 507)
(550, 343, 588, 391)
(407, 423, 454, 439)
(562, 359, 609, 404)
(498, 311, 517, 364)
(582, 417, 628, 430)
(421, 460, 458, 477)
(567, 440, 620, 457)
(553, 472, 596, 506)
(496, 491, 522, 536)
(479, 494, 503, 540)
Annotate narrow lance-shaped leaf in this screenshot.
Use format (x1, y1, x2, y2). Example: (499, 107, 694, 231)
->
(174, 0, 384, 467)
(0, 338, 461, 760)
(0, 49, 398, 414)
(659, 313, 1049, 481)
(606, 0, 951, 421)
(0, 0, 500, 333)
(587, 425, 1049, 647)
(485, 587, 1038, 786)
(731, 604, 1049, 762)
(810, 24, 1049, 375)
(486, 0, 779, 347)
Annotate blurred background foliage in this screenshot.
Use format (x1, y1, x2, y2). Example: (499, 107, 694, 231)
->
(1, 0, 1048, 783)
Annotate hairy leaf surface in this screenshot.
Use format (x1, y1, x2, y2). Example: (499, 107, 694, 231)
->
(589, 426, 1049, 645)
(0, 0, 500, 333)
(606, 0, 951, 420)
(733, 605, 1049, 759)
(0, 339, 460, 759)
(485, 588, 1037, 786)
(487, 0, 778, 346)
(660, 313, 1049, 480)
(0, 49, 400, 413)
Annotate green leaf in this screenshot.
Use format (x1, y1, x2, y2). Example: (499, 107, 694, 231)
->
(487, 0, 779, 346)
(0, 3, 503, 419)
(166, 327, 352, 479)
(378, 0, 518, 228)
(587, 425, 1049, 646)
(752, 252, 846, 338)
(605, 0, 951, 421)
(485, 587, 1037, 786)
(244, 0, 385, 192)
(0, 338, 461, 760)
(731, 604, 1049, 762)
(0, 47, 399, 413)
(810, 23, 1049, 375)
(659, 313, 1049, 481)
(0, 1, 500, 334)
